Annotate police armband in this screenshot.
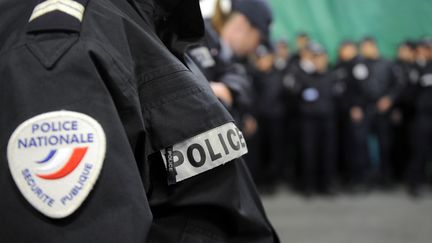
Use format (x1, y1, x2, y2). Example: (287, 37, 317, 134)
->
(161, 123, 248, 185)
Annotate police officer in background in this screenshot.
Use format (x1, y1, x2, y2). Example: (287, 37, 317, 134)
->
(290, 33, 310, 69)
(288, 43, 340, 195)
(187, 0, 274, 185)
(188, 0, 273, 123)
(247, 44, 291, 192)
(333, 40, 359, 185)
(407, 39, 432, 197)
(0, 0, 279, 242)
(415, 39, 430, 70)
(349, 37, 404, 188)
(274, 39, 299, 185)
(392, 41, 419, 181)
(274, 39, 292, 71)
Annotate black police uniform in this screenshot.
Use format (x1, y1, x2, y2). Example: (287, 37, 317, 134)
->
(392, 58, 420, 180)
(248, 61, 290, 188)
(0, 1, 279, 242)
(349, 57, 403, 185)
(394, 59, 420, 117)
(333, 57, 358, 184)
(289, 65, 339, 194)
(407, 61, 432, 193)
(187, 20, 253, 123)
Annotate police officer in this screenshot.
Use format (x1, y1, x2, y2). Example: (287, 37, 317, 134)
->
(289, 43, 340, 195)
(407, 39, 432, 197)
(333, 40, 359, 185)
(392, 41, 419, 181)
(290, 32, 310, 70)
(334, 40, 359, 109)
(187, 0, 273, 185)
(247, 44, 289, 192)
(349, 37, 404, 188)
(0, 0, 279, 242)
(274, 39, 291, 71)
(187, 0, 273, 123)
(274, 39, 299, 185)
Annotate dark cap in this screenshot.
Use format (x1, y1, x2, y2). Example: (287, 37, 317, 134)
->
(416, 39, 430, 48)
(404, 40, 417, 49)
(306, 41, 326, 55)
(422, 37, 432, 47)
(255, 44, 273, 57)
(277, 38, 289, 47)
(399, 40, 417, 49)
(297, 32, 309, 39)
(232, 0, 273, 39)
(339, 40, 357, 47)
(361, 36, 377, 43)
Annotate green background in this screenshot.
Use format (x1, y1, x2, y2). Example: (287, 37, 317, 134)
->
(268, 0, 432, 61)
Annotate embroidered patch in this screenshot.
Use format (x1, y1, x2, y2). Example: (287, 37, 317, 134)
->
(189, 46, 216, 68)
(7, 111, 106, 218)
(420, 74, 432, 87)
(353, 63, 369, 80)
(161, 123, 248, 184)
(302, 88, 320, 102)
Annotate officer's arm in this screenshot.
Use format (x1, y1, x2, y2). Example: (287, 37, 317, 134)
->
(219, 63, 254, 112)
(139, 53, 278, 243)
(0, 13, 151, 243)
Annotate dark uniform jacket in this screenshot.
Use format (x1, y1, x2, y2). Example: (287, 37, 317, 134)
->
(251, 66, 288, 119)
(350, 57, 403, 109)
(0, 0, 278, 242)
(289, 66, 339, 117)
(416, 61, 432, 114)
(333, 58, 358, 112)
(393, 59, 420, 113)
(187, 20, 253, 120)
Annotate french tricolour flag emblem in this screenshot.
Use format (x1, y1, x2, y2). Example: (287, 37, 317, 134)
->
(36, 147, 89, 180)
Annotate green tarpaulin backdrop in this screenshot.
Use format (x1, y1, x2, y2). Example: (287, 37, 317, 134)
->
(269, 0, 432, 61)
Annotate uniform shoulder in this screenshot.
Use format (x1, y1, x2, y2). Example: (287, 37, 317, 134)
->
(3, 0, 93, 68)
(0, 0, 91, 58)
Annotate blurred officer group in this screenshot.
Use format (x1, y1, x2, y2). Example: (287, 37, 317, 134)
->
(197, 0, 432, 198)
(243, 34, 432, 197)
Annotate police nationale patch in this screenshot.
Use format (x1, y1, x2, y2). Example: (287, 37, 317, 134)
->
(7, 111, 106, 218)
(161, 123, 248, 184)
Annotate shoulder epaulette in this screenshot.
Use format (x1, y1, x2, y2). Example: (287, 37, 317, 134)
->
(27, 0, 89, 33)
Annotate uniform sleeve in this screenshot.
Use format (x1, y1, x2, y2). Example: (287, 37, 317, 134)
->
(0, 33, 152, 242)
(137, 30, 279, 243)
(219, 62, 254, 112)
(187, 43, 253, 115)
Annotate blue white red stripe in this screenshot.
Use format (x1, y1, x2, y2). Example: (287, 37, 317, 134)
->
(36, 147, 88, 180)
